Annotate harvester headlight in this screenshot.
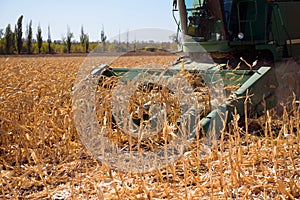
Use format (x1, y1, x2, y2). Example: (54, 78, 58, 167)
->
(238, 32, 244, 40)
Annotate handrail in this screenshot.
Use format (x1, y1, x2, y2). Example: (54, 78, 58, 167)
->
(273, 3, 292, 56)
(237, 0, 258, 42)
(172, 8, 181, 44)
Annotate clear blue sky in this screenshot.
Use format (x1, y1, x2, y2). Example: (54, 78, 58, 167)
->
(0, 0, 178, 42)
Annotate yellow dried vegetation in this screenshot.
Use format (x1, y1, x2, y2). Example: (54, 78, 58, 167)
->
(0, 55, 299, 199)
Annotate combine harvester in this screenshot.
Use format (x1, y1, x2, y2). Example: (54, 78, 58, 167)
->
(94, 0, 300, 134)
(74, 0, 300, 171)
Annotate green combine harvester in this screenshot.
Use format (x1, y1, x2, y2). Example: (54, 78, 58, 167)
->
(92, 0, 300, 136)
(73, 0, 300, 172)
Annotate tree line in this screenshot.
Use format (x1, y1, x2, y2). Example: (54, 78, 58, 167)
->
(0, 15, 178, 55)
(0, 15, 92, 54)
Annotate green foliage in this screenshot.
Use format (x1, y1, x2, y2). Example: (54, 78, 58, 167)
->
(26, 20, 32, 54)
(36, 24, 42, 54)
(80, 25, 85, 46)
(4, 24, 14, 54)
(84, 34, 89, 53)
(101, 27, 107, 52)
(0, 28, 3, 39)
(66, 27, 73, 53)
(16, 15, 23, 54)
(47, 25, 52, 54)
(70, 43, 83, 53)
(101, 29, 107, 43)
(80, 25, 89, 53)
(0, 40, 4, 54)
(12, 26, 16, 52)
(89, 42, 99, 51)
(51, 42, 65, 54)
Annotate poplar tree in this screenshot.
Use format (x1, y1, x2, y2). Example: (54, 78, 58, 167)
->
(101, 26, 107, 52)
(36, 24, 42, 54)
(80, 25, 85, 46)
(4, 24, 13, 54)
(66, 27, 73, 53)
(0, 29, 3, 39)
(16, 15, 23, 54)
(26, 20, 32, 54)
(47, 25, 52, 53)
(84, 34, 89, 53)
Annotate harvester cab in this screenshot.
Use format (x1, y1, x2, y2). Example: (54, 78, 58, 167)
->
(174, 0, 300, 63)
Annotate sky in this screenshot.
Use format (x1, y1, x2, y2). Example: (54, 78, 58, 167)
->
(0, 0, 178, 42)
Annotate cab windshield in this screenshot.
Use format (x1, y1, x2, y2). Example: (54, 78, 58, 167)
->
(184, 0, 227, 41)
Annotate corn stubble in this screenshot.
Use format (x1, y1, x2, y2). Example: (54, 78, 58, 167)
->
(0, 55, 299, 199)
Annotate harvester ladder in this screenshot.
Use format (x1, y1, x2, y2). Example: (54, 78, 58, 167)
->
(272, 3, 292, 57)
(237, 0, 258, 42)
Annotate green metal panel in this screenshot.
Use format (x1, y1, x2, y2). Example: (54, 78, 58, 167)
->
(230, 0, 267, 42)
(196, 66, 277, 135)
(270, 1, 300, 58)
(183, 40, 230, 52)
(229, 66, 277, 117)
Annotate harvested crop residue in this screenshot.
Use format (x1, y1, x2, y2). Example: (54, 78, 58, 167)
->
(0, 55, 299, 199)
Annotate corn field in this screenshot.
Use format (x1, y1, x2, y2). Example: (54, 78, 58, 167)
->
(0, 54, 300, 199)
